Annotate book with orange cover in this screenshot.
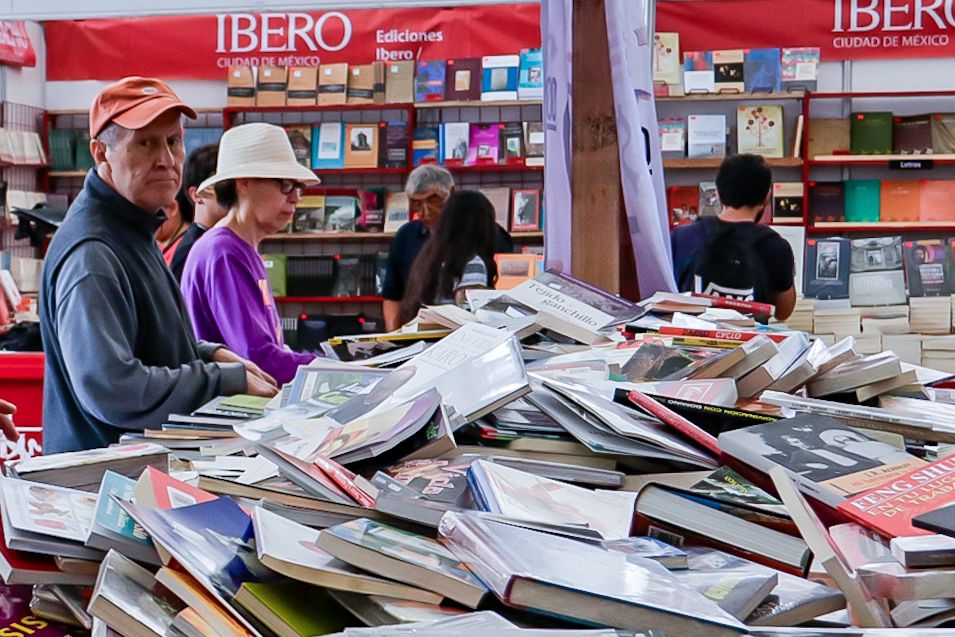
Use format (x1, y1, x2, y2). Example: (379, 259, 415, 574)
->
(879, 180, 920, 222)
(344, 124, 379, 169)
(919, 179, 955, 223)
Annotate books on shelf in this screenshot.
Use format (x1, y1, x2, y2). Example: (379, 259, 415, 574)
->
(805, 237, 850, 300)
(744, 48, 782, 93)
(481, 55, 520, 101)
(384, 60, 414, 103)
(317, 63, 348, 106)
(652, 32, 682, 94)
(439, 122, 469, 164)
(517, 48, 543, 100)
(844, 180, 881, 223)
(658, 117, 686, 157)
(808, 182, 845, 224)
(808, 119, 851, 158)
(736, 104, 783, 158)
(343, 123, 379, 169)
(445, 58, 481, 101)
(687, 114, 726, 159)
(713, 49, 745, 93)
(781, 47, 820, 91)
(851, 111, 894, 155)
(879, 180, 920, 222)
(255, 66, 287, 107)
(523, 122, 544, 166)
(510, 189, 541, 232)
(312, 122, 344, 170)
(772, 182, 803, 222)
(414, 59, 445, 102)
(893, 114, 933, 154)
(904, 239, 950, 297)
(683, 51, 715, 94)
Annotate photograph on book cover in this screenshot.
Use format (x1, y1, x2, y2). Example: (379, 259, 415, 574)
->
(489, 68, 509, 91)
(453, 69, 471, 91)
(816, 241, 840, 281)
(511, 190, 540, 231)
(733, 425, 912, 484)
(350, 127, 373, 152)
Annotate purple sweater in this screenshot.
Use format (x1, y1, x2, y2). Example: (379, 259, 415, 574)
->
(181, 228, 314, 384)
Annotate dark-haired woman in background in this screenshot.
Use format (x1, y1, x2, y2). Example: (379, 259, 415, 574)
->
(399, 190, 499, 325)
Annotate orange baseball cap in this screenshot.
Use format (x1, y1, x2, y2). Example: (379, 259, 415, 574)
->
(89, 76, 197, 138)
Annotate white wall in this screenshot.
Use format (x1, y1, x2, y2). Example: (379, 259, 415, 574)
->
(1, 21, 45, 107)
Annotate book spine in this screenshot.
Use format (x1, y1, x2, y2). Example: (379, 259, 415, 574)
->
(691, 292, 774, 317)
(312, 455, 375, 508)
(658, 326, 789, 344)
(626, 390, 720, 456)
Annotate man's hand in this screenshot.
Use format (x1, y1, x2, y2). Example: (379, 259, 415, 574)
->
(211, 348, 279, 394)
(0, 399, 19, 442)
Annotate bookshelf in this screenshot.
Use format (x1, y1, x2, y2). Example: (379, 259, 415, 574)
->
(664, 157, 802, 170)
(656, 91, 805, 103)
(802, 90, 955, 233)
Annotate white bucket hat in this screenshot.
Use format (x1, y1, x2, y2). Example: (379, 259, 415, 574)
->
(196, 122, 320, 194)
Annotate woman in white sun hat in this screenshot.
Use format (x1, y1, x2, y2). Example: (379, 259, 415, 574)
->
(180, 122, 320, 385)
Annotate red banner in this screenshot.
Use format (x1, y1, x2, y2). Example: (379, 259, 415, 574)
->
(658, 0, 955, 61)
(0, 21, 35, 68)
(44, 5, 540, 81)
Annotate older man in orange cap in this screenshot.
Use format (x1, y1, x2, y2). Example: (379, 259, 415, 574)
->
(40, 76, 278, 453)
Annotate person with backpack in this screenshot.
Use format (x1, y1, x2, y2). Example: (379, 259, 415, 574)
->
(671, 154, 796, 322)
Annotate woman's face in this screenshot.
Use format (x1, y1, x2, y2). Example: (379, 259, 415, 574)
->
(239, 178, 301, 234)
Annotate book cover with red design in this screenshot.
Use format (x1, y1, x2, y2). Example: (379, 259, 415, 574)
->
(657, 326, 790, 344)
(627, 390, 720, 456)
(836, 456, 955, 539)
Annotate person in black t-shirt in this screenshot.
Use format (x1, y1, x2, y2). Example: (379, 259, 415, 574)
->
(169, 144, 229, 281)
(670, 154, 796, 321)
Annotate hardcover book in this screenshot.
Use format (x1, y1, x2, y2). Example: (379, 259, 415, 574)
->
(481, 55, 520, 101)
(851, 112, 894, 155)
(414, 60, 446, 102)
(379, 121, 409, 169)
(323, 196, 358, 232)
(517, 48, 543, 100)
(687, 114, 726, 159)
(672, 548, 778, 620)
(772, 182, 803, 222)
(808, 119, 851, 158)
(467, 123, 501, 165)
(780, 47, 820, 92)
(931, 113, 955, 153)
(500, 122, 524, 162)
(659, 117, 686, 158)
(523, 121, 544, 166)
(312, 122, 344, 170)
(904, 239, 950, 297)
(255, 66, 286, 107)
(713, 50, 745, 93)
(737, 105, 783, 158)
(283, 126, 311, 169)
(384, 61, 414, 104)
(849, 236, 903, 272)
(652, 33, 682, 90)
(383, 192, 409, 233)
(918, 179, 955, 222)
(85, 471, 159, 565)
(719, 413, 925, 507)
(292, 195, 324, 233)
(879, 180, 920, 222)
(317, 517, 488, 607)
(479, 186, 511, 228)
(510, 189, 541, 232)
(412, 125, 440, 166)
(317, 63, 348, 106)
(439, 122, 470, 164)
(808, 182, 845, 223)
(343, 124, 379, 169)
(668, 185, 699, 226)
(444, 58, 481, 101)
(893, 114, 933, 154)
(743, 48, 781, 93)
(439, 511, 747, 635)
(8, 442, 169, 491)
(843, 179, 881, 223)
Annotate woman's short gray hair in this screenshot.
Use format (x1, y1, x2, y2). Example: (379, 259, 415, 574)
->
(405, 164, 454, 198)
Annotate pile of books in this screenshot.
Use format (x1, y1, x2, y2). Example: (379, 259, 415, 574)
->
(0, 129, 47, 166)
(19, 272, 955, 635)
(810, 179, 955, 225)
(226, 51, 543, 108)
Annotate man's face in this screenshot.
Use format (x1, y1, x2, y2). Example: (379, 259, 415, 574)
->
(409, 188, 448, 230)
(98, 110, 186, 212)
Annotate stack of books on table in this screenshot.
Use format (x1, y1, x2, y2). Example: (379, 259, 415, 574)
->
(18, 280, 955, 635)
(910, 296, 953, 335)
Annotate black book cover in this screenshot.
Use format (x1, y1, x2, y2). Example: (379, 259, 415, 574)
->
(913, 506, 955, 538)
(379, 121, 410, 168)
(808, 182, 845, 224)
(804, 237, 850, 299)
(611, 390, 778, 436)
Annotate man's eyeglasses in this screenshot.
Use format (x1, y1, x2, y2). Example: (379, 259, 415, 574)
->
(275, 179, 306, 195)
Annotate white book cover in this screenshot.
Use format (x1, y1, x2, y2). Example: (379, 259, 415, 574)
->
(1, 477, 97, 542)
(481, 55, 520, 101)
(505, 277, 615, 333)
(471, 459, 635, 540)
(683, 70, 715, 94)
(652, 32, 681, 86)
(737, 105, 784, 158)
(687, 114, 726, 159)
(13, 442, 167, 475)
(441, 122, 470, 163)
(771, 225, 806, 297)
(316, 122, 343, 161)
